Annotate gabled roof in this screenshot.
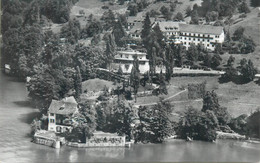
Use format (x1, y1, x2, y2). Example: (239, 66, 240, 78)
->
(129, 22, 143, 34)
(127, 16, 143, 23)
(48, 96, 78, 115)
(179, 24, 224, 35)
(156, 21, 186, 32)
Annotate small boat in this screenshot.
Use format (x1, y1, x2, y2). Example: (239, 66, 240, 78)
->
(186, 136, 193, 142)
(125, 142, 131, 148)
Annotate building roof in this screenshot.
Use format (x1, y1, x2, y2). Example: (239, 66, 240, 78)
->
(48, 96, 78, 115)
(117, 49, 146, 56)
(127, 16, 143, 23)
(179, 24, 224, 35)
(129, 22, 143, 34)
(156, 21, 186, 32)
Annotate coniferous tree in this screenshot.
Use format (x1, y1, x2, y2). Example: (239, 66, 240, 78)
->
(105, 33, 116, 70)
(141, 13, 152, 47)
(130, 55, 140, 102)
(112, 20, 126, 47)
(74, 66, 82, 100)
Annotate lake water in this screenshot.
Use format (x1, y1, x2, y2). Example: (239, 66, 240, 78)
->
(0, 72, 259, 162)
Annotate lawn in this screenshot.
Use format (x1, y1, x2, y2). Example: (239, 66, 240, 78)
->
(169, 76, 260, 117)
(134, 84, 182, 105)
(82, 78, 116, 92)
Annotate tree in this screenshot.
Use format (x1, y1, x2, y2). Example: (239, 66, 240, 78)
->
(178, 107, 218, 142)
(185, 6, 192, 17)
(130, 55, 140, 102)
(238, 1, 250, 13)
(101, 9, 116, 30)
(251, 0, 260, 7)
(246, 109, 260, 138)
(190, 10, 199, 24)
(81, 19, 102, 38)
(164, 44, 175, 81)
(205, 11, 219, 22)
(136, 100, 174, 143)
(159, 70, 168, 95)
(174, 12, 184, 21)
(227, 55, 235, 66)
(211, 53, 222, 69)
(128, 4, 138, 16)
(60, 19, 81, 44)
(186, 43, 198, 65)
(233, 27, 245, 41)
(78, 102, 97, 140)
(112, 20, 126, 47)
(104, 33, 116, 70)
(74, 66, 82, 100)
(160, 6, 172, 20)
(221, 65, 238, 81)
(27, 71, 54, 113)
(202, 91, 231, 126)
(141, 13, 152, 47)
(240, 59, 257, 82)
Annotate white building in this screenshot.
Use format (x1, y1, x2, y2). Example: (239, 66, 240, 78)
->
(154, 21, 186, 43)
(113, 49, 149, 74)
(48, 96, 78, 133)
(154, 21, 224, 50)
(179, 24, 225, 51)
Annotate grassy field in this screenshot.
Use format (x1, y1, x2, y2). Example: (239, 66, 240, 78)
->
(134, 84, 181, 105)
(82, 78, 116, 92)
(169, 76, 260, 117)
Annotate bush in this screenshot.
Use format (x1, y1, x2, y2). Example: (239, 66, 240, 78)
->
(246, 110, 260, 138)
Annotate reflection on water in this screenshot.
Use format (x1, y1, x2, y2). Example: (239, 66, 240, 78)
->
(0, 72, 260, 162)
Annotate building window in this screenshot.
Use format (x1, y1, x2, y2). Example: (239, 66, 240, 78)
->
(50, 113, 54, 116)
(208, 35, 210, 37)
(203, 39, 205, 41)
(120, 54, 123, 58)
(198, 34, 200, 37)
(193, 38, 195, 41)
(189, 38, 191, 40)
(189, 42, 191, 45)
(50, 119, 55, 123)
(198, 39, 200, 41)
(207, 39, 210, 42)
(207, 44, 209, 47)
(184, 42, 186, 45)
(212, 44, 215, 47)
(184, 37, 186, 40)
(203, 34, 205, 37)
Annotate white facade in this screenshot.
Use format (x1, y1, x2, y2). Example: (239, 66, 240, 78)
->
(47, 96, 77, 133)
(179, 29, 225, 51)
(48, 113, 73, 133)
(113, 50, 149, 74)
(150, 21, 225, 50)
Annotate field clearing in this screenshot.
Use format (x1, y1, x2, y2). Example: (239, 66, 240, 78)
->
(220, 46, 260, 70)
(70, 0, 127, 25)
(170, 76, 260, 117)
(135, 0, 202, 19)
(229, 7, 260, 46)
(134, 85, 181, 105)
(82, 78, 116, 92)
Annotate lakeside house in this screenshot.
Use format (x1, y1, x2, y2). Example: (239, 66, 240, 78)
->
(48, 96, 78, 133)
(113, 49, 149, 74)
